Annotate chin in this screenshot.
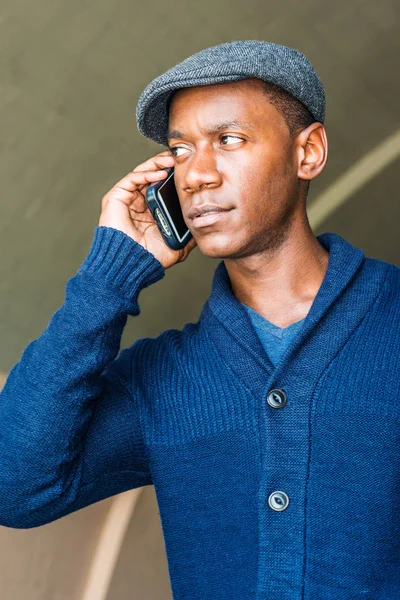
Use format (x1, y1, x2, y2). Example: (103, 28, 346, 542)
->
(195, 235, 244, 260)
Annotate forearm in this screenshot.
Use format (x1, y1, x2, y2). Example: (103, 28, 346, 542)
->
(0, 226, 164, 527)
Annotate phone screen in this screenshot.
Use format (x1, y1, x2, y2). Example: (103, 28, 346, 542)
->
(157, 172, 188, 239)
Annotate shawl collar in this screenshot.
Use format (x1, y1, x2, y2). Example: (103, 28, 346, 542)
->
(199, 232, 386, 393)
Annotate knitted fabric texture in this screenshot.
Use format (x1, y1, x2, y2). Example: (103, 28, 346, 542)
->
(0, 226, 399, 599)
(136, 40, 326, 146)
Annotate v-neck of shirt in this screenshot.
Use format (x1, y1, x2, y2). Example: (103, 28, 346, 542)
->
(241, 303, 306, 340)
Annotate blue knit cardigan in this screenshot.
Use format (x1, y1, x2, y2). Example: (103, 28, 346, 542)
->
(1, 226, 399, 599)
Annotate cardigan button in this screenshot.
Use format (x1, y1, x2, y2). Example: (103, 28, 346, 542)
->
(267, 389, 287, 409)
(268, 491, 290, 512)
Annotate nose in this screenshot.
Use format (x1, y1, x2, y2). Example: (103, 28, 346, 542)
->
(182, 148, 222, 194)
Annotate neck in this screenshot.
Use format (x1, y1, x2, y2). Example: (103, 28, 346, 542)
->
(224, 217, 329, 328)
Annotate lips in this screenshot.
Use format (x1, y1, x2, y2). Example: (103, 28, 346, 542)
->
(188, 204, 231, 220)
(189, 208, 233, 229)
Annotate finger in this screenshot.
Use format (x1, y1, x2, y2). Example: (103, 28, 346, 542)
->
(177, 236, 198, 262)
(187, 237, 198, 251)
(133, 158, 175, 174)
(133, 153, 175, 173)
(112, 169, 169, 192)
(102, 186, 144, 210)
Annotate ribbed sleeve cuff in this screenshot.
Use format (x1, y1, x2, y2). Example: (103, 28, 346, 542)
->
(77, 226, 165, 302)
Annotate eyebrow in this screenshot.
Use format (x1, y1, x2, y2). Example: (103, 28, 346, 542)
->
(167, 119, 254, 141)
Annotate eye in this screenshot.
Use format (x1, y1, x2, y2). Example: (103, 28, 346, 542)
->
(170, 145, 189, 157)
(220, 134, 244, 145)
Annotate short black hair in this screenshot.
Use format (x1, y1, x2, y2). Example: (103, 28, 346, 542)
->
(261, 80, 315, 202)
(261, 80, 317, 138)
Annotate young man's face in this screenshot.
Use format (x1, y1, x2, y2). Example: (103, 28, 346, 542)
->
(168, 78, 303, 260)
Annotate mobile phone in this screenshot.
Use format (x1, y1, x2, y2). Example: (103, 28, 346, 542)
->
(145, 167, 192, 250)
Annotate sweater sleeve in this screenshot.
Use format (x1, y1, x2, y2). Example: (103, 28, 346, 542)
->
(0, 226, 165, 529)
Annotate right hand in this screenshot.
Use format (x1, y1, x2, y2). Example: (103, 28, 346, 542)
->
(99, 151, 197, 270)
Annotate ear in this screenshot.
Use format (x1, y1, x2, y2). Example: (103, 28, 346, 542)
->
(296, 123, 328, 182)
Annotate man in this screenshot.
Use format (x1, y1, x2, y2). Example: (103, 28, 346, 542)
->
(0, 40, 399, 599)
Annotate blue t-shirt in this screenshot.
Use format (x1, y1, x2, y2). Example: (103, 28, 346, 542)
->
(242, 303, 305, 367)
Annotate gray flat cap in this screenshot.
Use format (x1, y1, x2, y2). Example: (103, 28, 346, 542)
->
(136, 40, 326, 146)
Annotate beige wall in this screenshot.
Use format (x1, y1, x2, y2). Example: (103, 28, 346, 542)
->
(0, 486, 111, 600)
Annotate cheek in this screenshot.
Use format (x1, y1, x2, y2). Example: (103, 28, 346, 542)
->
(236, 176, 291, 232)
(229, 148, 279, 187)
(228, 161, 265, 200)
(238, 145, 295, 195)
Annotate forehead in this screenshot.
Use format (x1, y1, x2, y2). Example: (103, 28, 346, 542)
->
(167, 78, 287, 137)
(169, 78, 271, 121)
